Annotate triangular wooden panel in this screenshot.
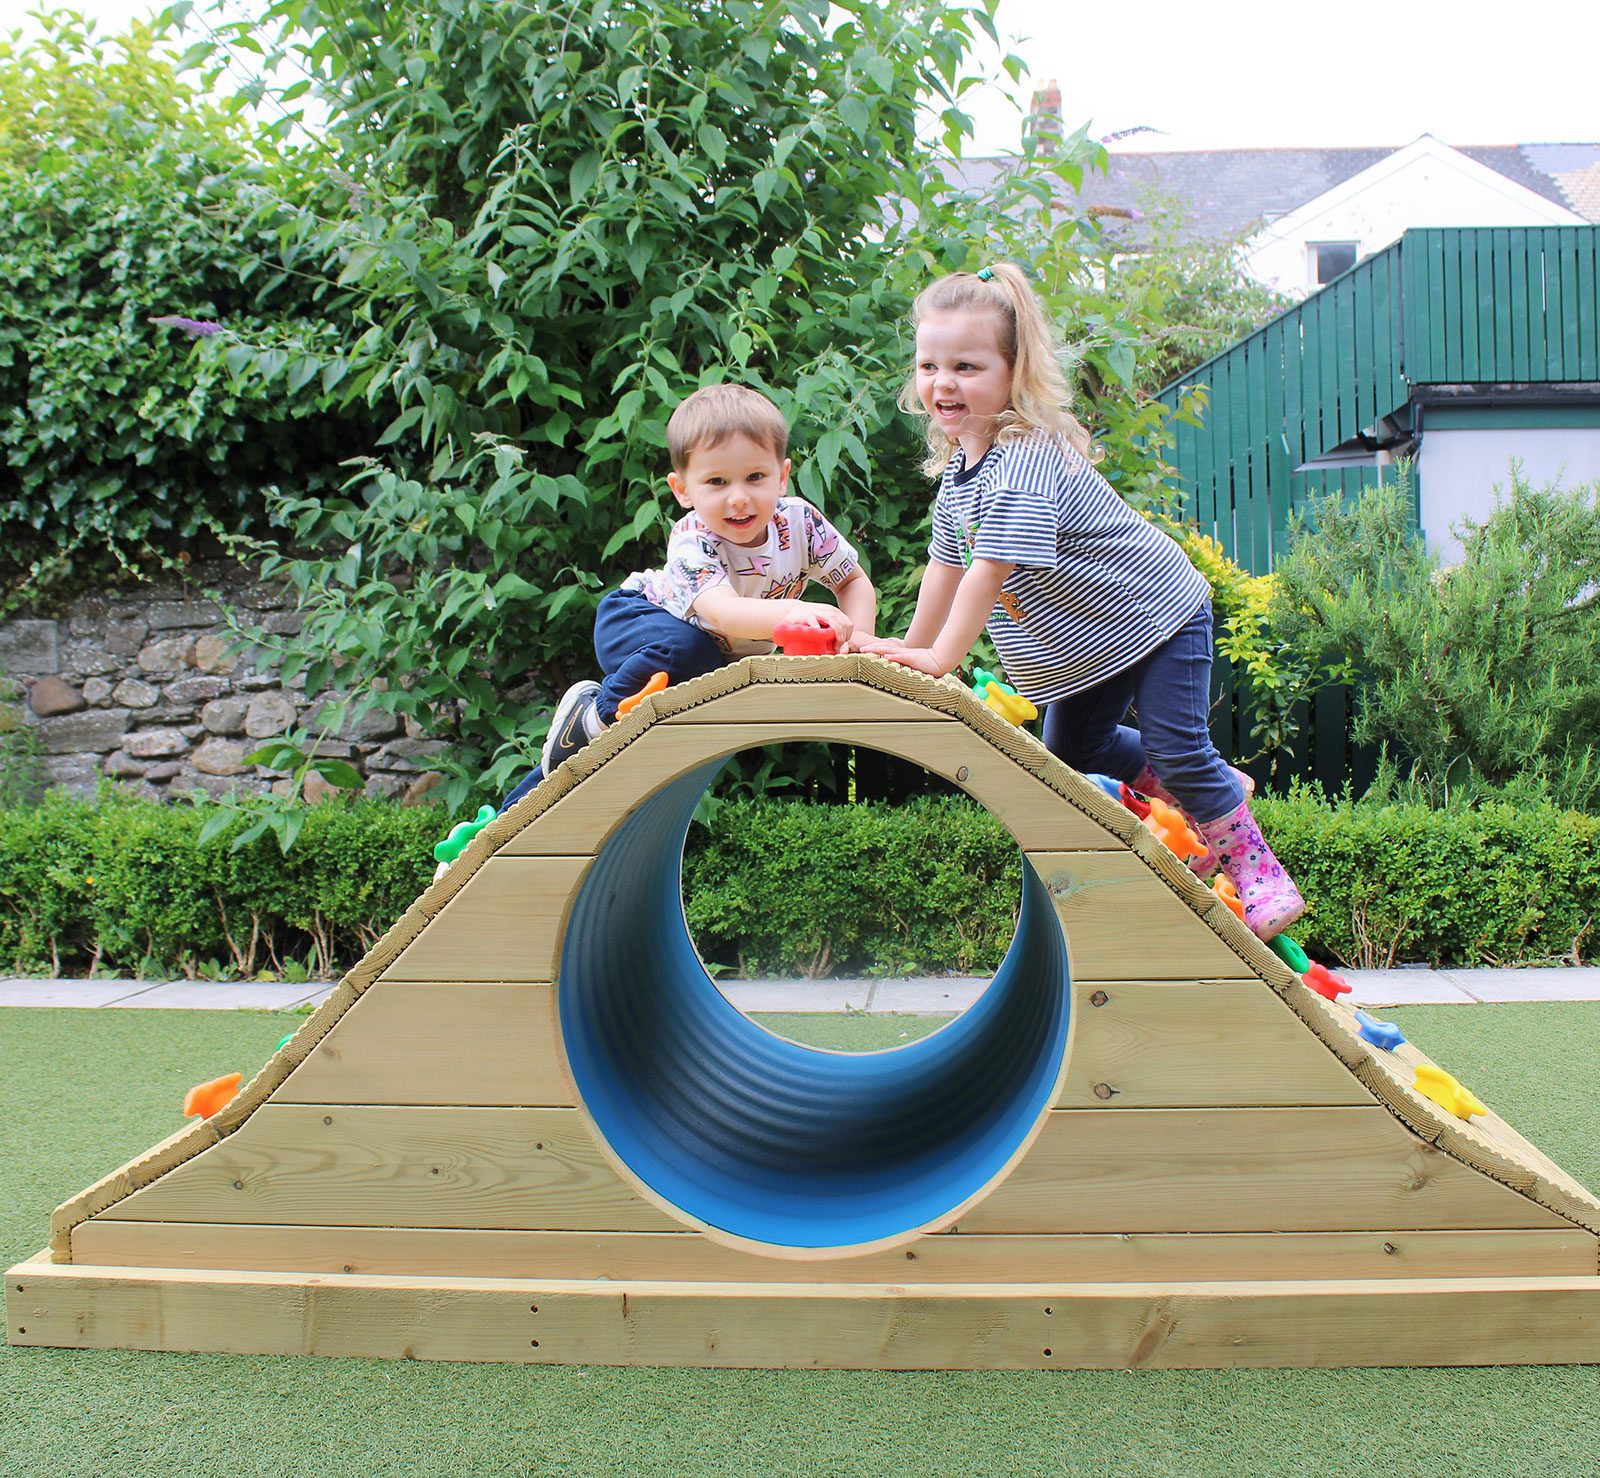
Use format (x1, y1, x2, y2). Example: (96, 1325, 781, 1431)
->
(10, 658, 1600, 1369)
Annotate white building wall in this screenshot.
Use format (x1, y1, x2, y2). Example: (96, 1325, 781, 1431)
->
(1417, 427, 1600, 564)
(1245, 139, 1582, 297)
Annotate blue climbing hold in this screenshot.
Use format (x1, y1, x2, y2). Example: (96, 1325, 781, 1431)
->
(1355, 1009, 1405, 1052)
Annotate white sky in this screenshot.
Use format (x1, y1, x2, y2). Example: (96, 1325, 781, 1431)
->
(15, 0, 1600, 154)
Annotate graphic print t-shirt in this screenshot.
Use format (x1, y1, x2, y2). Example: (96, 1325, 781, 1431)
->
(624, 496, 861, 656)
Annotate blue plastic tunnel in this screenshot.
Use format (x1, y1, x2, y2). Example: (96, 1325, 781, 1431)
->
(557, 759, 1071, 1251)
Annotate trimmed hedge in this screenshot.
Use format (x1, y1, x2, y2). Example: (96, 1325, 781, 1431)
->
(3, 790, 1598, 978)
(0, 791, 437, 978)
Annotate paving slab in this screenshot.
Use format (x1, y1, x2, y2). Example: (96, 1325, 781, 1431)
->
(720, 979, 875, 1013)
(107, 981, 323, 1011)
(867, 978, 987, 1014)
(1443, 968, 1600, 1003)
(1339, 970, 1478, 1007)
(0, 978, 167, 1008)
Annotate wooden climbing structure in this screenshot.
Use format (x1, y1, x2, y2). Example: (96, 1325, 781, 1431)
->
(8, 656, 1600, 1367)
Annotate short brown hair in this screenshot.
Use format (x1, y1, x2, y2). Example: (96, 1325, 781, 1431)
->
(665, 384, 788, 472)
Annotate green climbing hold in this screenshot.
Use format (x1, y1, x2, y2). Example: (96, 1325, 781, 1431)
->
(433, 804, 497, 864)
(1268, 932, 1310, 974)
(970, 667, 1017, 699)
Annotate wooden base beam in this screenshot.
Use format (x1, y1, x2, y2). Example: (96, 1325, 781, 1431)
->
(10, 1257, 1600, 1368)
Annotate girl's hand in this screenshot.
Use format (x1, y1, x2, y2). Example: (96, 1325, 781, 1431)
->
(852, 633, 906, 656)
(882, 646, 946, 676)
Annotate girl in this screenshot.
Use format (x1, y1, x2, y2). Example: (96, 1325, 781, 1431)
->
(861, 263, 1303, 940)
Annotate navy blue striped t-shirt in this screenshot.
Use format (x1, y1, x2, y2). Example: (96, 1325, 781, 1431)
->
(929, 433, 1210, 703)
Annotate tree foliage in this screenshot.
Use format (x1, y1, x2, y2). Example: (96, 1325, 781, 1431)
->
(177, 0, 1084, 804)
(1266, 469, 1600, 809)
(0, 9, 352, 598)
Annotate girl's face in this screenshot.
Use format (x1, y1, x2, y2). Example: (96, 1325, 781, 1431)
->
(914, 309, 1013, 458)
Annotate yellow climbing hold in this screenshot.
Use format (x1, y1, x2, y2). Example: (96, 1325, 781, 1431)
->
(970, 668, 1038, 725)
(1413, 1064, 1486, 1120)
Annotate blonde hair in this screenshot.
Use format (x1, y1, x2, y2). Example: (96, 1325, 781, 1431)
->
(666, 383, 789, 472)
(899, 262, 1096, 477)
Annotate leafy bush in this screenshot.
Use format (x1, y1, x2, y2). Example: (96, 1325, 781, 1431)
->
(1266, 470, 1600, 807)
(5, 787, 1599, 978)
(1258, 788, 1600, 969)
(0, 12, 351, 595)
(683, 796, 1023, 975)
(0, 788, 437, 977)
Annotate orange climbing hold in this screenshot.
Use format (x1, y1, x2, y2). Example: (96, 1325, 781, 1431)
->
(1212, 874, 1246, 922)
(182, 1072, 243, 1120)
(617, 671, 669, 718)
(1142, 797, 1207, 866)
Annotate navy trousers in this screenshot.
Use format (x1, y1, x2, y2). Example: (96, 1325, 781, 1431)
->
(1040, 601, 1244, 824)
(500, 588, 728, 810)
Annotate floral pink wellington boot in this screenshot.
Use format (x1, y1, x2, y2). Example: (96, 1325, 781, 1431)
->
(1132, 765, 1254, 878)
(1195, 800, 1305, 940)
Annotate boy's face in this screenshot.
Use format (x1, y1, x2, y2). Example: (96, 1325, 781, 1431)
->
(667, 433, 791, 548)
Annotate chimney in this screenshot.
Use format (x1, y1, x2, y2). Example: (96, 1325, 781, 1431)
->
(1027, 78, 1063, 155)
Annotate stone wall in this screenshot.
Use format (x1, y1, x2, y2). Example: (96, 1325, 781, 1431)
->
(0, 562, 445, 805)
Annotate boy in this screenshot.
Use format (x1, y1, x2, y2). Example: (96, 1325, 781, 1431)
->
(500, 384, 876, 809)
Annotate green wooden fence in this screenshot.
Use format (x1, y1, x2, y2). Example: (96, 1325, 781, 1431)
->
(1160, 226, 1600, 575)
(1157, 225, 1600, 790)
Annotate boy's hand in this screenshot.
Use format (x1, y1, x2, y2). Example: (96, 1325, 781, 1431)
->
(793, 603, 853, 644)
(852, 633, 906, 656)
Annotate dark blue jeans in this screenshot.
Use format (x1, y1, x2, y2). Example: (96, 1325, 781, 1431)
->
(1040, 601, 1243, 825)
(500, 588, 727, 810)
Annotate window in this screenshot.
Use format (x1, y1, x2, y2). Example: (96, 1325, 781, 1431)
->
(1309, 241, 1358, 286)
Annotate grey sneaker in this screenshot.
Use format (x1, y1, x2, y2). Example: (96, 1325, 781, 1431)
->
(541, 679, 603, 774)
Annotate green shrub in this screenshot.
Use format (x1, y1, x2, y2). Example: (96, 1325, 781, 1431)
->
(5, 788, 1598, 979)
(0, 789, 436, 976)
(682, 796, 1023, 976)
(1259, 789, 1600, 968)
(0, 14, 350, 593)
(1265, 471, 1600, 807)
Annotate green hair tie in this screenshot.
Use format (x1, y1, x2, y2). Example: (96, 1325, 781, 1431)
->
(975, 267, 995, 281)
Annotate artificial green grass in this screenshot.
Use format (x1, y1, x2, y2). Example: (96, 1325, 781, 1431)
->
(3, 1003, 1599, 1478)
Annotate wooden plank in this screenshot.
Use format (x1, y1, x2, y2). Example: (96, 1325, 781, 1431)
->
(499, 721, 1123, 858)
(1544, 228, 1566, 377)
(1526, 229, 1548, 377)
(1193, 371, 1216, 540)
(1579, 227, 1598, 382)
(276, 982, 575, 1107)
(1456, 229, 1478, 382)
(1351, 264, 1375, 431)
(1427, 229, 1449, 383)
(277, 974, 1375, 1115)
(13, 1262, 1600, 1368)
(1509, 229, 1531, 380)
(661, 683, 953, 725)
(1261, 322, 1292, 566)
(1028, 851, 1253, 981)
(1472, 229, 1494, 380)
(1490, 227, 1513, 381)
(1333, 276, 1358, 445)
(1207, 354, 1235, 557)
(1057, 979, 1368, 1108)
(958, 1107, 1574, 1235)
(94, 1105, 683, 1232)
(1229, 345, 1258, 571)
(1245, 331, 1271, 574)
(1312, 683, 1347, 795)
(381, 856, 588, 983)
(69, 1222, 1597, 1284)
(1559, 228, 1582, 379)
